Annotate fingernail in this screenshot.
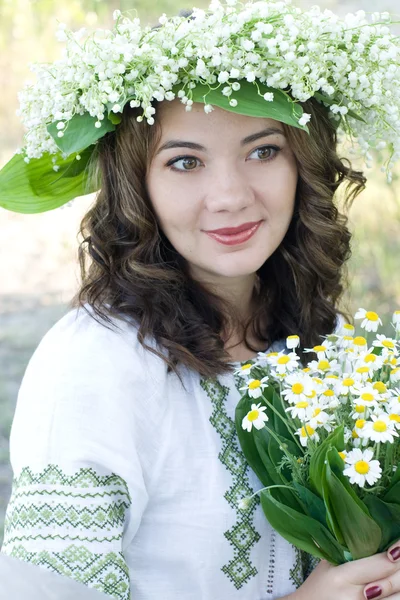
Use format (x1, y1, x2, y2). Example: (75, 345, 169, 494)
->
(390, 546, 400, 560)
(365, 586, 382, 600)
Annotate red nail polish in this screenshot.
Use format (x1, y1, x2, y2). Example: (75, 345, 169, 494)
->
(390, 546, 400, 561)
(365, 586, 382, 600)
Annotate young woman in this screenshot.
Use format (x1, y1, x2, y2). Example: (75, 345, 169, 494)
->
(1, 3, 400, 600)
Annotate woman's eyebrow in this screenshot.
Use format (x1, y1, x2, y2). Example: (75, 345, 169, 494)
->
(155, 127, 285, 155)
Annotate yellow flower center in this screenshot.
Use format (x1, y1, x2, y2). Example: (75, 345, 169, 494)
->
(300, 425, 315, 437)
(338, 451, 346, 460)
(267, 352, 278, 358)
(355, 419, 366, 429)
(364, 354, 376, 363)
(247, 410, 260, 422)
(343, 378, 355, 387)
(366, 311, 379, 321)
(352, 430, 359, 439)
(385, 357, 397, 366)
(373, 420, 387, 432)
(306, 390, 317, 399)
(313, 408, 322, 417)
(287, 335, 299, 342)
(303, 367, 311, 373)
(361, 393, 374, 402)
(373, 382, 387, 393)
(296, 401, 309, 409)
(313, 377, 323, 385)
(383, 340, 395, 349)
(390, 414, 400, 422)
(326, 375, 339, 380)
(241, 363, 252, 371)
(249, 380, 261, 389)
(292, 383, 304, 394)
(344, 335, 354, 341)
(355, 405, 365, 413)
(313, 345, 326, 352)
(357, 366, 370, 374)
(323, 389, 335, 397)
(355, 460, 370, 474)
(344, 324, 355, 332)
(318, 360, 330, 371)
(277, 356, 290, 365)
(354, 336, 367, 346)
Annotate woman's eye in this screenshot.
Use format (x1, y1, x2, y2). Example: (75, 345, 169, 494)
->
(167, 156, 200, 172)
(166, 145, 280, 173)
(250, 145, 280, 161)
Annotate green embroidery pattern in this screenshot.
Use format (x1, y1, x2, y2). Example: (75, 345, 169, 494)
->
(1, 465, 132, 600)
(289, 547, 304, 589)
(200, 374, 261, 590)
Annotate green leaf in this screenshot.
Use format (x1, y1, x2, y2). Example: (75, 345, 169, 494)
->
(293, 482, 328, 528)
(253, 427, 303, 511)
(309, 425, 344, 497)
(323, 457, 381, 559)
(385, 464, 400, 500)
(313, 92, 367, 124)
(364, 495, 400, 552)
(235, 395, 275, 488)
(47, 112, 116, 155)
(260, 489, 345, 565)
(0, 145, 97, 214)
(185, 80, 309, 132)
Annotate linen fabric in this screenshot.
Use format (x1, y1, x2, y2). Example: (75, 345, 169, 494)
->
(1, 305, 317, 600)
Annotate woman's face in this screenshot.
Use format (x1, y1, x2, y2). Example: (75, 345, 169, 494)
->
(146, 99, 298, 286)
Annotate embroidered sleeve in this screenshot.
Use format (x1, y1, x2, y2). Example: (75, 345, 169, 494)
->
(0, 311, 159, 600)
(1, 464, 140, 600)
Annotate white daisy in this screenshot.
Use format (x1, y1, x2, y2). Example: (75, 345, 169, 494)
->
(307, 358, 340, 375)
(304, 340, 336, 360)
(286, 335, 300, 350)
(268, 350, 301, 374)
(319, 387, 340, 409)
(353, 384, 380, 409)
(392, 310, 400, 329)
(351, 336, 369, 354)
(391, 368, 400, 384)
(354, 308, 383, 332)
(295, 424, 320, 447)
(354, 351, 384, 375)
(307, 406, 336, 432)
(339, 323, 355, 337)
(242, 403, 269, 432)
(234, 362, 256, 377)
(338, 374, 358, 396)
(360, 412, 399, 444)
(373, 334, 399, 356)
(353, 365, 374, 383)
(343, 448, 382, 487)
(285, 400, 311, 420)
(351, 403, 371, 421)
(239, 376, 269, 399)
(281, 373, 315, 404)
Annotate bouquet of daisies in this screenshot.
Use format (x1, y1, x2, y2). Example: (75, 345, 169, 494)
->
(235, 309, 400, 564)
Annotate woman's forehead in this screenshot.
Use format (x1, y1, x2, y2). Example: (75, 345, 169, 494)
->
(155, 99, 284, 140)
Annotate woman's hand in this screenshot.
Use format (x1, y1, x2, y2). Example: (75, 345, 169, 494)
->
(290, 541, 400, 600)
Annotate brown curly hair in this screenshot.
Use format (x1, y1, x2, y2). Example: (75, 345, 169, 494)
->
(71, 92, 366, 386)
(71, 10, 366, 390)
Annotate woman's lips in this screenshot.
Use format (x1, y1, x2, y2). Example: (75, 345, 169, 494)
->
(205, 221, 263, 246)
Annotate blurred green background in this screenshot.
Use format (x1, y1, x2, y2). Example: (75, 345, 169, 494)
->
(0, 0, 399, 546)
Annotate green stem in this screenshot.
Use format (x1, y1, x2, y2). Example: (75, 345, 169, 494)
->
(375, 441, 381, 461)
(260, 392, 304, 453)
(264, 424, 303, 479)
